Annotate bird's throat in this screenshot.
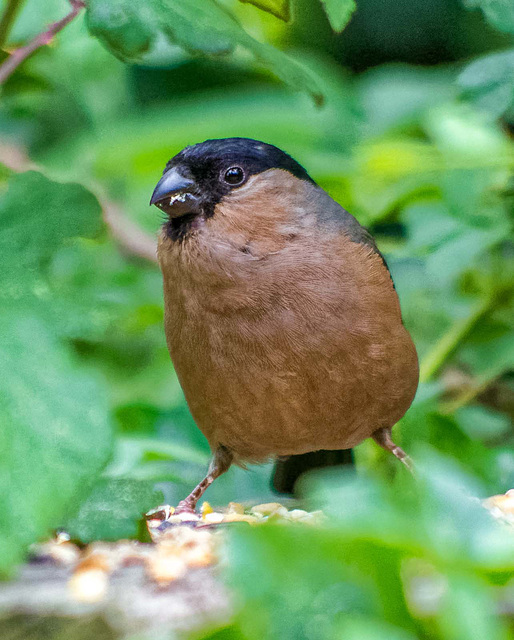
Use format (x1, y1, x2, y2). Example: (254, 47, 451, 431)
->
(164, 212, 201, 242)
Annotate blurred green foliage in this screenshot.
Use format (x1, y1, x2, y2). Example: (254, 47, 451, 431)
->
(0, 0, 513, 636)
(0, 169, 112, 574)
(219, 457, 514, 640)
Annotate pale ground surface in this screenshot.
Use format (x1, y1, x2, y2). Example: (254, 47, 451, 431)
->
(0, 494, 512, 639)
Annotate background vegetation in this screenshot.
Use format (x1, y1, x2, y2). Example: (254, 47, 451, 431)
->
(0, 0, 513, 637)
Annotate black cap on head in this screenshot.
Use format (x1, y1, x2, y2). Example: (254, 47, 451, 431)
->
(151, 138, 315, 240)
(167, 137, 314, 185)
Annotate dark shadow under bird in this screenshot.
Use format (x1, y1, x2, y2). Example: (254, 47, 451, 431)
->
(151, 138, 419, 511)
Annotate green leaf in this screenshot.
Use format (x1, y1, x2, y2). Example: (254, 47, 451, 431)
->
(0, 170, 111, 573)
(0, 313, 113, 574)
(334, 619, 419, 640)
(425, 226, 508, 287)
(6, 0, 65, 44)
(319, 0, 356, 32)
(64, 477, 163, 542)
(439, 576, 510, 640)
(238, 0, 291, 22)
(458, 50, 514, 119)
(403, 202, 460, 253)
(455, 405, 512, 441)
(460, 333, 514, 380)
(85, 0, 323, 105)
(111, 436, 210, 468)
(462, 0, 514, 34)
(0, 170, 103, 297)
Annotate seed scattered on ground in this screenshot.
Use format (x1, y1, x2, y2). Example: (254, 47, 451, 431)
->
(26, 492, 513, 604)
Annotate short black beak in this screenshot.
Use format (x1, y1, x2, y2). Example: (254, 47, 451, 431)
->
(150, 167, 195, 206)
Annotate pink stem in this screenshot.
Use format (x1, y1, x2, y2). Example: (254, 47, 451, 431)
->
(0, 0, 85, 85)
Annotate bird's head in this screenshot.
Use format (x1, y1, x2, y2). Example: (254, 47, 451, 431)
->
(150, 138, 314, 241)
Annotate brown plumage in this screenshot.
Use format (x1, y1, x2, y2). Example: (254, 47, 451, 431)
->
(152, 138, 419, 511)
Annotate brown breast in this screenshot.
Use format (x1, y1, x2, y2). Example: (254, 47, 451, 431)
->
(158, 170, 419, 463)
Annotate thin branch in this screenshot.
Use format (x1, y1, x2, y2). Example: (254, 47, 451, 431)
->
(419, 296, 495, 383)
(0, 0, 26, 50)
(101, 198, 158, 264)
(0, 0, 85, 85)
(441, 372, 503, 414)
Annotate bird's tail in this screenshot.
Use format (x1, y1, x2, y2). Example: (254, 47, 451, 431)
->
(271, 449, 354, 495)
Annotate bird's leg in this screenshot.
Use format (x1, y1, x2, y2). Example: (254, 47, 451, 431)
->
(372, 427, 414, 473)
(175, 445, 233, 514)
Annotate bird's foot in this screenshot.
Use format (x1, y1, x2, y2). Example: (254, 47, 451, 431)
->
(145, 502, 198, 525)
(174, 500, 198, 516)
(372, 426, 415, 476)
(145, 504, 174, 524)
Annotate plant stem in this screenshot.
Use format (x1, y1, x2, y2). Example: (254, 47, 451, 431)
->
(441, 372, 502, 414)
(0, 0, 25, 50)
(0, 0, 85, 85)
(101, 197, 158, 264)
(419, 295, 495, 383)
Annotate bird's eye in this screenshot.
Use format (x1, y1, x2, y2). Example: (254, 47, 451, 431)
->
(224, 166, 245, 186)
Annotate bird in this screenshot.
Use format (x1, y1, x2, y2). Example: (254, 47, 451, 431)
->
(150, 137, 419, 512)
